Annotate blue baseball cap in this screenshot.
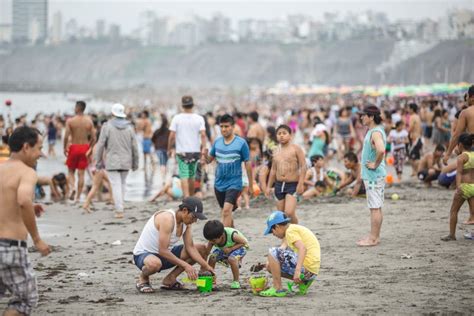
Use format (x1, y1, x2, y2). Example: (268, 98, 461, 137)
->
(264, 211, 290, 235)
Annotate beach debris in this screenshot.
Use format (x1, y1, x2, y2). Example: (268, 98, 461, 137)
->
(401, 254, 412, 259)
(111, 240, 122, 246)
(464, 232, 474, 240)
(77, 272, 89, 278)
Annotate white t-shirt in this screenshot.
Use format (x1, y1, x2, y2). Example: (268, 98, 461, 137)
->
(388, 129, 408, 150)
(310, 123, 327, 141)
(169, 113, 205, 153)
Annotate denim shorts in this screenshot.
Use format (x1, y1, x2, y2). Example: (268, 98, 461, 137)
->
(133, 245, 183, 271)
(269, 247, 316, 281)
(156, 149, 168, 166)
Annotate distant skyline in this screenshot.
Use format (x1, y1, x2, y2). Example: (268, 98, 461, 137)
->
(1, 0, 473, 34)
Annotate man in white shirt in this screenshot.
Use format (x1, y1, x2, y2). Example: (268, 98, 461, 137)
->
(168, 96, 207, 197)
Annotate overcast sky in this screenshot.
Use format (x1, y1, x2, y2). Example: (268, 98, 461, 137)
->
(1, 0, 473, 33)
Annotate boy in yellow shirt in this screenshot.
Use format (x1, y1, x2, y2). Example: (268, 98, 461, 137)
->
(259, 211, 320, 297)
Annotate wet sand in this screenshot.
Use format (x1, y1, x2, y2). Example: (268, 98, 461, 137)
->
(1, 182, 473, 315)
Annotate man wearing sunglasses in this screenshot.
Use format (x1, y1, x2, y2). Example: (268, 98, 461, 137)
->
(132, 197, 214, 293)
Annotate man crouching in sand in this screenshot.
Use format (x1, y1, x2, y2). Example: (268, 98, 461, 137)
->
(0, 126, 51, 315)
(132, 197, 214, 293)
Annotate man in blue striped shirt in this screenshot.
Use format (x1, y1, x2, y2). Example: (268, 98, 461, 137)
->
(205, 114, 253, 227)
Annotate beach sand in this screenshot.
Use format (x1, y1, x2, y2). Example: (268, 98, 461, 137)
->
(1, 183, 473, 315)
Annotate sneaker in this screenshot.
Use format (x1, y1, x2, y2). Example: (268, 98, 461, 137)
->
(230, 281, 241, 289)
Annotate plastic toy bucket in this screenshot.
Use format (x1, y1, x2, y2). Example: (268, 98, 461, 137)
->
(196, 276, 213, 293)
(249, 276, 267, 294)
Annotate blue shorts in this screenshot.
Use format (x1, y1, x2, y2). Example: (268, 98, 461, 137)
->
(172, 186, 183, 199)
(438, 171, 456, 188)
(142, 139, 152, 154)
(269, 247, 317, 281)
(156, 149, 168, 166)
(210, 247, 247, 263)
(133, 245, 183, 271)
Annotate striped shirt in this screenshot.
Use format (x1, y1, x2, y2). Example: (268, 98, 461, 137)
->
(210, 135, 250, 191)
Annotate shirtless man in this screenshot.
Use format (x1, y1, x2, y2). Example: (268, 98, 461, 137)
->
(246, 111, 266, 143)
(336, 151, 366, 197)
(408, 103, 423, 177)
(266, 124, 306, 224)
(63, 101, 95, 202)
(0, 126, 51, 315)
(417, 145, 445, 187)
(137, 110, 154, 170)
(132, 197, 213, 293)
(443, 85, 474, 165)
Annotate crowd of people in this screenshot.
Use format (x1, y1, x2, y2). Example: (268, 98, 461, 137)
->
(1, 85, 474, 313)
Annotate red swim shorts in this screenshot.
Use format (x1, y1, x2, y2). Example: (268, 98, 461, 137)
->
(66, 144, 90, 170)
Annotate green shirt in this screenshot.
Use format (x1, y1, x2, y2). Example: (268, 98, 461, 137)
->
(214, 227, 248, 250)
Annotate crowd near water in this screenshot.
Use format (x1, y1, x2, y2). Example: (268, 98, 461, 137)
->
(0, 85, 473, 313)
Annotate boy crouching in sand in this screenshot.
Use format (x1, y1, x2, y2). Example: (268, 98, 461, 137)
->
(441, 133, 474, 241)
(259, 211, 320, 297)
(203, 220, 249, 289)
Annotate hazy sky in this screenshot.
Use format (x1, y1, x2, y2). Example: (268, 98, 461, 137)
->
(1, 0, 473, 33)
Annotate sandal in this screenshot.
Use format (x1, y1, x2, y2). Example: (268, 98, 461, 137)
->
(160, 281, 185, 291)
(259, 287, 287, 297)
(136, 282, 155, 293)
(250, 262, 266, 273)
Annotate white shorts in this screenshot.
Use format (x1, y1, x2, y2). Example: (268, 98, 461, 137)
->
(363, 178, 385, 209)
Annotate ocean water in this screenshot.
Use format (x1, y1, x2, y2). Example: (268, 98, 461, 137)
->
(0, 91, 113, 119)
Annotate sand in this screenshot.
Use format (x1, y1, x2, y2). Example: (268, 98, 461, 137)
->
(1, 182, 473, 315)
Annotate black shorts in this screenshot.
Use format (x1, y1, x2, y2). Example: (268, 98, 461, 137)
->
(274, 181, 298, 201)
(409, 138, 423, 160)
(214, 188, 241, 209)
(418, 169, 441, 182)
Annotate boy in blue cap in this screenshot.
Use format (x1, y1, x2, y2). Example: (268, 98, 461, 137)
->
(259, 211, 320, 297)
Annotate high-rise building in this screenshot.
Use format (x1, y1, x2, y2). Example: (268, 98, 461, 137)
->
(96, 19, 105, 39)
(0, 0, 12, 43)
(64, 18, 78, 41)
(50, 11, 62, 44)
(108, 24, 121, 41)
(12, 0, 48, 43)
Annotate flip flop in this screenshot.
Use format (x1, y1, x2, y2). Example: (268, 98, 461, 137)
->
(136, 282, 155, 293)
(250, 262, 266, 273)
(160, 281, 186, 291)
